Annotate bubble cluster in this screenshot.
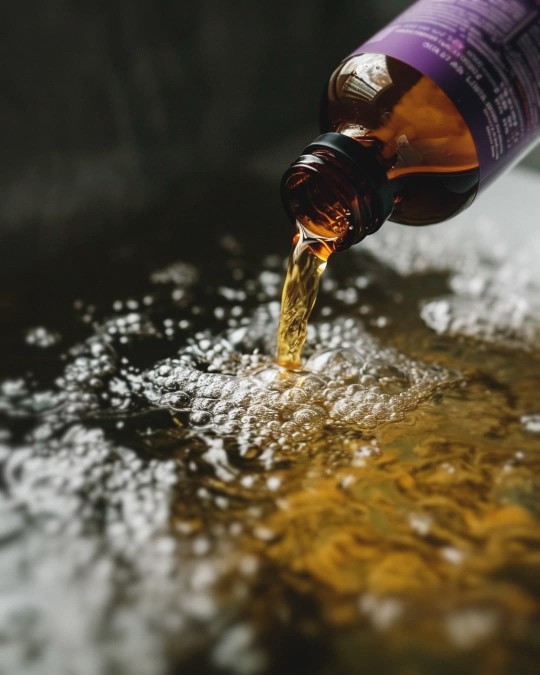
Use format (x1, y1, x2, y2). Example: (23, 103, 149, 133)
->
(362, 214, 540, 349)
(150, 261, 199, 286)
(25, 326, 62, 348)
(521, 414, 540, 434)
(47, 332, 147, 421)
(0, 422, 256, 675)
(420, 293, 540, 348)
(144, 313, 458, 446)
(0, 429, 162, 673)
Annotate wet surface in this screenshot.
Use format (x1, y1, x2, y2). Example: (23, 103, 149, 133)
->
(1, 173, 540, 674)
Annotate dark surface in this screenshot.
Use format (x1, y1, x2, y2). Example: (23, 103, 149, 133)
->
(0, 172, 286, 337)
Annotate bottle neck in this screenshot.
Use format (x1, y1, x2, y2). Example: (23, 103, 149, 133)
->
(280, 132, 395, 252)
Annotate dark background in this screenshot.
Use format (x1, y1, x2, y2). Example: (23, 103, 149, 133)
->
(1, 0, 413, 274)
(2, 0, 539, 279)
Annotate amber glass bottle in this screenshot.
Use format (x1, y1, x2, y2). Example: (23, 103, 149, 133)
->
(282, 0, 540, 252)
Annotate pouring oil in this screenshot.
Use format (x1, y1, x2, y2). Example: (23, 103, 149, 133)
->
(277, 0, 540, 369)
(275, 225, 332, 369)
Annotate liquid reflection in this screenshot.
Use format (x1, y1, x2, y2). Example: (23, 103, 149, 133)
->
(0, 183, 539, 674)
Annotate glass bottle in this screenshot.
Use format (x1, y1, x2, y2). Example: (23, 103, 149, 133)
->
(281, 0, 540, 253)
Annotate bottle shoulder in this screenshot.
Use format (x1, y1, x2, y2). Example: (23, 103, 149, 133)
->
(321, 53, 479, 179)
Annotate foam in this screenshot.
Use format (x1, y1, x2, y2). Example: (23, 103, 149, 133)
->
(143, 311, 458, 445)
(362, 214, 540, 349)
(2, 194, 536, 674)
(521, 414, 540, 434)
(25, 327, 62, 348)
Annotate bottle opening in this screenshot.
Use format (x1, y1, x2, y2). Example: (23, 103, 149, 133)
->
(282, 162, 357, 246)
(281, 134, 395, 251)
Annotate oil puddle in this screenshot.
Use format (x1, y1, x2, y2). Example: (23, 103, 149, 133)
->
(1, 196, 540, 674)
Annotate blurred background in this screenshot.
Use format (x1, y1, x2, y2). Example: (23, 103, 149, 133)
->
(2, 0, 539, 275)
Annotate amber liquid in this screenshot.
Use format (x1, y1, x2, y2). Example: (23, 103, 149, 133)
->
(276, 225, 335, 369)
(322, 54, 481, 224)
(277, 55, 483, 369)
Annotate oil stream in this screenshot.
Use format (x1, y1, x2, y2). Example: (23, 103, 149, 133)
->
(276, 223, 331, 369)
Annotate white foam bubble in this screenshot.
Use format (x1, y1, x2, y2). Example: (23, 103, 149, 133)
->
(25, 327, 61, 348)
(150, 262, 198, 286)
(143, 312, 459, 446)
(362, 207, 540, 349)
(521, 414, 540, 434)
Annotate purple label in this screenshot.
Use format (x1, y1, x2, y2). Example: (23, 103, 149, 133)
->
(353, 0, 540, 187)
